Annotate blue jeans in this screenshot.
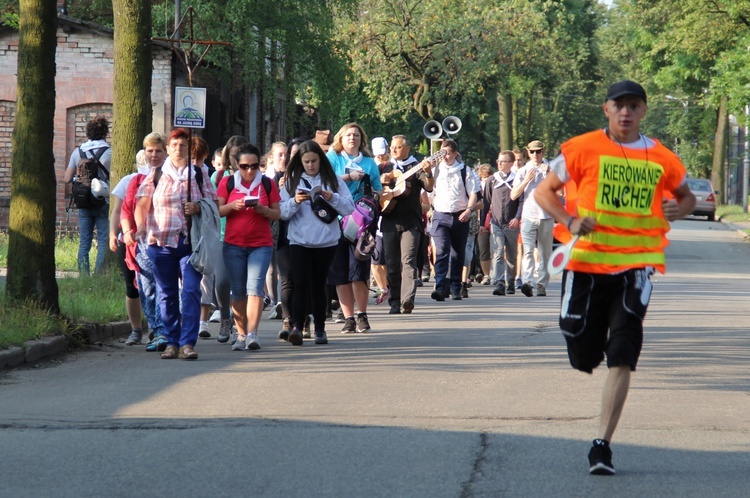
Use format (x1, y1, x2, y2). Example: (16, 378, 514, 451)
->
(78, 205, 109, 276)
(147, 237, 202, 348)
(222, 243, 273, 299)
(490, 222, 519, 285)
(135, 242, 165, 338)
(429, 211, 470, 295)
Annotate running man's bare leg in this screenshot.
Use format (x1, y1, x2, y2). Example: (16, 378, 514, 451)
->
(598, 365, 631, 441)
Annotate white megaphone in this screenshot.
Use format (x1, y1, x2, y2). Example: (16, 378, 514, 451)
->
(423, 120, 443, 140)
(442, 116, 462, 135)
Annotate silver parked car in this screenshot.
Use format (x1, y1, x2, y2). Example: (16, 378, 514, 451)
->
(686, 178, 716, 221)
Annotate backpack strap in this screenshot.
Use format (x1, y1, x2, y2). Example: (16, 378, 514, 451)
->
(193, 165, 204, 196)
(226, 174, 271, 198)
(461, 164, 468, 200)
(153, 166, 162, 188)
(153, 164, 203, 192)
(92, 147, 110, 180)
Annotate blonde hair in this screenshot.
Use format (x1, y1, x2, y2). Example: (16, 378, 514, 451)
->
(268, 141, 287, 167)
(142, 132, 166, 150)
(331, 123, 370, 156)
(135, 149, 147, 168)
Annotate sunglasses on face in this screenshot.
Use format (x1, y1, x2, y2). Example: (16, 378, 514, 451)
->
(239, 163, 260, 171)
(528, 150, 544, 155)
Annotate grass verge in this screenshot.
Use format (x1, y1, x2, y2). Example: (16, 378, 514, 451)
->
(1, 233, 127, 350)
(0, 299, 74, 350)
(717, 204, 750, 222)
(717, 205, 750, 235)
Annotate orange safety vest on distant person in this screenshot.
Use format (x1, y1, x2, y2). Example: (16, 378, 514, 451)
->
(554, 129, 686, 274)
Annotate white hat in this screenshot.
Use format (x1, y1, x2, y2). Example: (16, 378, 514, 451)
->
(371, 137, 388, 156)
(91, 178, 110, 199)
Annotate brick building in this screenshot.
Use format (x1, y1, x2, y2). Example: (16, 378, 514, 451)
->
(0, 8, 303, 233)
(0, 14, 173, 232)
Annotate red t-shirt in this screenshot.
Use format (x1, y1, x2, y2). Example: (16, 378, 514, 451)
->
(217, 175, 281, 247)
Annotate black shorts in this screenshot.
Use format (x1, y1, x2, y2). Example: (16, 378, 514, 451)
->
(371, 234, 386, 266)
(327, 236, 371, 285)
(560, 268, 653, 373)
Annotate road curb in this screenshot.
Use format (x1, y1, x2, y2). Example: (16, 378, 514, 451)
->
(0, 321, 132, 370)
(720, 219, 750, 240)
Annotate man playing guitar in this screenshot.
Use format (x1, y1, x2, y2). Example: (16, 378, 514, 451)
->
(378, 135, 435, 314)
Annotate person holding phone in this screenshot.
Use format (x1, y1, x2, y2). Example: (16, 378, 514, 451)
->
(217, 143, 281, 352)
(280, 140, 354, 346)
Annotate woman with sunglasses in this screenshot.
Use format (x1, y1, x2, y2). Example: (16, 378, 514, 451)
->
(211, 136, 250, 343)
(217, 143, 281, 351)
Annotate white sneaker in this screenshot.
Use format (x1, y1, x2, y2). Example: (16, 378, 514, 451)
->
(267, 302, 281, 320)
(198, 321, 211, 338)
(231, 335, 246, 351)
(245, 332, 261, 351)
(209, 310, 221, 322)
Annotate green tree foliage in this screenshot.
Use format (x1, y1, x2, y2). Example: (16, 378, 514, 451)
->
(147, 0, 354, 139)
(599, 0, 750, 193)
(6, 0, 59, 313)
(332, 0, 603, 162)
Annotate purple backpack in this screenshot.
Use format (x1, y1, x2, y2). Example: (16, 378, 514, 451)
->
(342, 197, 378, 243)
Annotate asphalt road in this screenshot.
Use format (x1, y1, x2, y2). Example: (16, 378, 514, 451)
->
(0, 219, 748, 497)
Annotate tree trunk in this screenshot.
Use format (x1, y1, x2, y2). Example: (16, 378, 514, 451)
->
(711, 96, 727, 204)
(6, 0, 60, 313)
(112, 0, 153, 190)
(256, 31, 266, 148)
(497, 91, 513, 151)
(512, 96, 518, 149)
(524, 91, 534, 147)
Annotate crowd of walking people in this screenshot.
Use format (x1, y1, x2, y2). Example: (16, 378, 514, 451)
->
(71, 120, 563, 360)
(69, 80, 699, 476)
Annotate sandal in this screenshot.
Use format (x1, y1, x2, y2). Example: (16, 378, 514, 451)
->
(146, 335, 168, 352)
(160, 345, 178, 359)
(179, 345, 198, 360)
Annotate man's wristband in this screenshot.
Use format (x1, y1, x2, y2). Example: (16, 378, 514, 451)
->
(424, 173, 433, 179)
(566, 216, 578, 231)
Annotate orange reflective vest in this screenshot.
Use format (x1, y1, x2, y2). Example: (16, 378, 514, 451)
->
(554, 130, 687, 274)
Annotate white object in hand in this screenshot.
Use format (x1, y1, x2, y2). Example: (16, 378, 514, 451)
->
(548, 235, 580, 276)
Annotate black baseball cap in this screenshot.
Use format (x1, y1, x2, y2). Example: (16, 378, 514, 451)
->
(605, 80, 647, 103)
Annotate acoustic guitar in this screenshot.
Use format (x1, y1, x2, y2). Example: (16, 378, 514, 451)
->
(380, 149, 445, 214)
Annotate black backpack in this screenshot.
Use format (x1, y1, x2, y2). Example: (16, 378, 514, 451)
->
(70, 147, 109, 209)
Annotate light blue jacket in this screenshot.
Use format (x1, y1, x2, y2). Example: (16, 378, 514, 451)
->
(326, 151, 382, 201)
(279, 173, 354, 248)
